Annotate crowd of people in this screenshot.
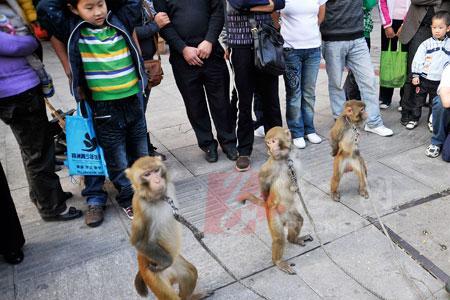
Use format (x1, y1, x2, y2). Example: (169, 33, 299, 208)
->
(0, 0, 449, 265)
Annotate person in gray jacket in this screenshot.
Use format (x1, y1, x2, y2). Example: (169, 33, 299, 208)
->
(321, 0, 394, 137)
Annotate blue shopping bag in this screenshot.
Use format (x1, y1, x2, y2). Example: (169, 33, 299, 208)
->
(65, 102, 109, 176)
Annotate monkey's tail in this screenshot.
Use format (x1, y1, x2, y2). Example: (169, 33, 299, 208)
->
(237, 192, 266, 207)
(134, 271, 148, 297)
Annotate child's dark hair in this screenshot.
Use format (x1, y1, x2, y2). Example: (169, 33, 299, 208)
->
(67, 0, 78, 6)
(432, 11, 450, 26)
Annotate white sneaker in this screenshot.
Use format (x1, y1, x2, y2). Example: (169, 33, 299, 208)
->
(364, 124, 393, 137)
(306, 133, 322, 144)
(254, 126, 265, 138)
(293, 137, 306, 149)
(428, 115, 433, 132)
(397, 106, 402, 112)
(380, 103, 389, 109)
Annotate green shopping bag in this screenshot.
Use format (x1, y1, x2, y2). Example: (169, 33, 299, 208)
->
(363, 0, 377, 10)
(379, 40, 407, 88)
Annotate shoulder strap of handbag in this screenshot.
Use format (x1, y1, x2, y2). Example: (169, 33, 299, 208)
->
(142, 0, 161, 61)
(249, 13, 260, 67)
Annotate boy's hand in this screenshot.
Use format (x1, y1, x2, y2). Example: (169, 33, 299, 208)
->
(396, 24, 403, 37)
(154, 12, 170, 28)
(224, 48, 230, 60)
(412, 77, 420, 85)
(182, 46, 203, 66)
(197, 40, 212, 59)
(384, 27, 395, 39)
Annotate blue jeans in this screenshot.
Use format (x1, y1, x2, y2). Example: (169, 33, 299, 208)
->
(93, 94, 148, 208)
(431, 96, 450, 146)
(322, 38, 383, 128)
(82, 175, 107, 206)
(283, 47, 321, 138)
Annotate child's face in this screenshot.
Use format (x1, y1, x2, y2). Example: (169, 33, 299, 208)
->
(70, 0, 107, 27)
(431, 18, 449, 40)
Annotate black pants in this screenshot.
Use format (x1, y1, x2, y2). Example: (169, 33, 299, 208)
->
(0, 161, 25, 255)
(409, 78, 438, 121)
(170, 51, 236, 150)
(0, 86, 67, 217)
(230, 47, 282, 156)
(344, 38, 371, 100)
(379, 19, 406, 105)
(401, 24, 432, 123)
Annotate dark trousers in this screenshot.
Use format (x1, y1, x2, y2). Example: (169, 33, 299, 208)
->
(0, 161, 25, 255)
(170, 51, 236, 150)
(409, 78, 438, 121)
(230, 47, 282, 156)
(379, 20, 406, 105)
(344, 38, 371, 100)
(93, 95, 148, 208)
(0, 86, 67, 217)
(401, 24, 432, 122)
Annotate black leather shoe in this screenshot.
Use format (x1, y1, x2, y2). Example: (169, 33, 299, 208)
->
(149, 146, 167, 161)
(204, 143, 218, 163)
(3, 249, 24, 265)
(222, 147, 238, 161)
(42, 207, 82, 222)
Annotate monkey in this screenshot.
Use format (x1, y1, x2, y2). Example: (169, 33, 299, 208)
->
(238, 127, 313, 275)
(126, 157, 210, 300)
(329, 100, 369, 201)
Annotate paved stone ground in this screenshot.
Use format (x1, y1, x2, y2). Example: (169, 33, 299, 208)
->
(1, 13, 450, 300)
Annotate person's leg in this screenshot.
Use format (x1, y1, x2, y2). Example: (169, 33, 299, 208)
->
(0, 87, 69, 218)
(300, 47, 321, 136)
(283, 48, 304, 139)
(346, 38, 384, 128)
(410, 80, 429, 122)
(253, 92, 264, 129)
(344, 71, 361, 100)
(170, 54, 215, 150)
(125, 94, 150, 165)
(82, 176, 107, 206)
(322, 41, 348, 119)
(431, 96, 450, 146)
(93, 100, 133, 209)
(230, 47, 255, 157)
(141, 88, 165, 160)
(256, 68, 282, 133)
(203, 55, 237, 151)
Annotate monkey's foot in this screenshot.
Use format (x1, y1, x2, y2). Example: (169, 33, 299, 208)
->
(289, 234, 313, 246)
(276, 260, 296, 275)
(331, 192, 341, 201)
(189, 290, 215, 300)
(359, 189, 369, 199)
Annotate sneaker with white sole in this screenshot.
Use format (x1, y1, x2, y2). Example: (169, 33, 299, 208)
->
(293, 137, 306, 149)
(122, 206, 133, 220)
(306, 133, 322, 144)
(405, 121, 418, 130)
(379, 103, 390, 109)
(425, 144, 440, 158)
(254, 126, 265, 138)
(364, 124, 393, 137)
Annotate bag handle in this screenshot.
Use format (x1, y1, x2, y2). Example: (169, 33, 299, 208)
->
(142, 0, 161, 61)
(77, 101, 93, 118)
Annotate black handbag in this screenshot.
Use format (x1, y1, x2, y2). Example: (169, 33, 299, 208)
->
(249, 16, 285, 76)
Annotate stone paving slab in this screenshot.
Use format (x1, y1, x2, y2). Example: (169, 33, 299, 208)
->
(383, 196, 450, 275)
(0, 263, 14, 290)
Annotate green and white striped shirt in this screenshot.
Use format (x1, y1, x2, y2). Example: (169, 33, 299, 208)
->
(78, 26, 140, 101)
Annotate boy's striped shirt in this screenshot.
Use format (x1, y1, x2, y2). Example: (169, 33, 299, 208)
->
(79, 26, 139, 101)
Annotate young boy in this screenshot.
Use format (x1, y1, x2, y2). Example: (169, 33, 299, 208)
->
(38, 0, 148, 222)
(406, 11, 450, 130)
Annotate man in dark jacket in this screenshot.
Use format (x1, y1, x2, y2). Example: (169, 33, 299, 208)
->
(321, 0, 393, 137)
(154, 0, 238, 164)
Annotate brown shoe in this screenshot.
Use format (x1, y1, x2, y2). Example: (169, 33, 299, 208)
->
(85, 205, 104, 227)
(235, 156, 250, 172)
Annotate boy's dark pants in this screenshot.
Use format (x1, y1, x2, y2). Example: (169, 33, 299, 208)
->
(170, 50, 237, 151)
(92, 95, 148, 208)
(0, 86, 68, 218)
(407, 78, 439, 122)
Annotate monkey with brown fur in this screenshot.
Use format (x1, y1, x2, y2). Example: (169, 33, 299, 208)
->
(238, 127, 312, 275)
(330, 100, 369, 201)
(126, 157, 211, 300)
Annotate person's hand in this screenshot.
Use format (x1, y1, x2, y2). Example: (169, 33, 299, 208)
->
(396, 24, 403, 37)
(154, 12, 170, 28)
(197, 40, 212, 60)
(384, 26, 395, 39)
(224, 48, 230, 60)
(182, 46, 203, 66)
(412, 77, 420, 86)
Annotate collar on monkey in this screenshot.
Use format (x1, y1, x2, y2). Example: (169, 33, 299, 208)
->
(162, 196, 205, 240)
(344, 116, 360, 145)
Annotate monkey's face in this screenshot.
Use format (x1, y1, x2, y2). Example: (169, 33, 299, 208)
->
(344, 100, 367, 124)
(142, 167, 166, 194)
(126, 157, 168, 200)
(265, 127, 291, 160)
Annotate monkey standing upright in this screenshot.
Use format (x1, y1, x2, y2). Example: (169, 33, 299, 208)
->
(330, 100, 369, 201)
(126, 157, 209, 300)
(238, 127, 312, 275)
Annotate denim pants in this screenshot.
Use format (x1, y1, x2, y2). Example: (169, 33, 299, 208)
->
(283, 47, 321, 138)
(322, 38, 383, 128)
(92, 94, 148, 208)
(82, 175, 107, 206)
(431, 96, 450, 146)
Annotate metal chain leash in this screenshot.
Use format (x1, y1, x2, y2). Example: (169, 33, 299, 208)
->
(163, 197, 270, 300)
